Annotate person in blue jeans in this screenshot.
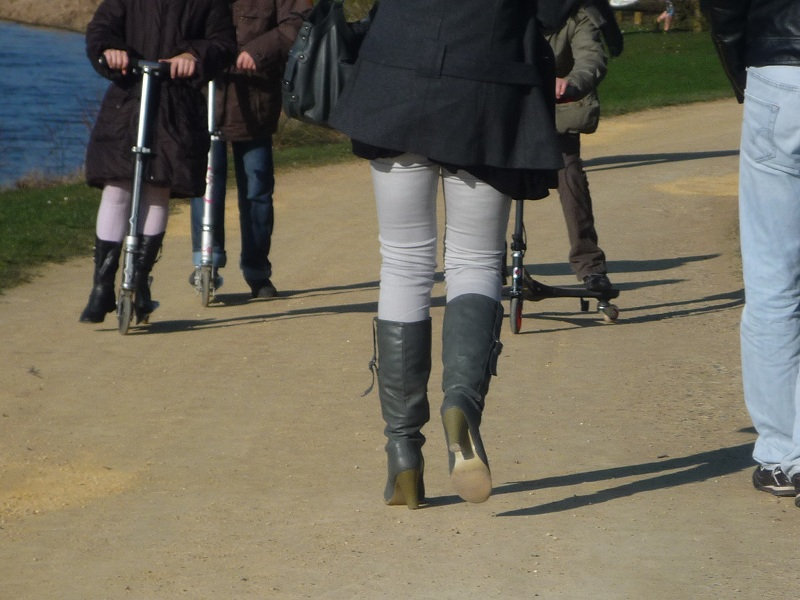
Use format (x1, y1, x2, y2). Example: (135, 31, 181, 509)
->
(190, 139, 277, 297)
(704, 0, 800, 505)
(189, 0, 309, 299)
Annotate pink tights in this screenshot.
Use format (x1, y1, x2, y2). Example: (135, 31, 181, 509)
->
(95, 182, 170, 242)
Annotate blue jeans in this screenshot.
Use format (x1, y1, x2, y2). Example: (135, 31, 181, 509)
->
(738, 66, 800, 478)
(191, 138, 275, 282)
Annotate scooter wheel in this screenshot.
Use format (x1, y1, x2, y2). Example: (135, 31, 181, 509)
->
(199, 267, 212, 307)
(509, 296, 523, 334)
(600, 303, 619, 323)
(118, 291, 133, 335)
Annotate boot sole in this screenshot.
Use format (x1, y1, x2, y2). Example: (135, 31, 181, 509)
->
(443, 408, 491, 503)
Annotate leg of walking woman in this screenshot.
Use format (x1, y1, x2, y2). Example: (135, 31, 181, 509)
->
(439, 168, 510, 503)
(370, 154, 438, 508)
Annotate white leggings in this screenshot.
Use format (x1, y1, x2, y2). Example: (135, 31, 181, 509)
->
(372, 154, 511, 323)
(95, 182, 170, 242)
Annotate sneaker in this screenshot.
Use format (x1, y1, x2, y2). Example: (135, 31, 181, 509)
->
(248, 278, 277, 299)
(583, 273, 613, 292)
(752, 465, 795, 497)
(792, 472, 800, 508)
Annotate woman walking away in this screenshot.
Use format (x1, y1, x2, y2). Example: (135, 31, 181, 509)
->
(79, 0, 236, 324)
(331, 0, 583, 507)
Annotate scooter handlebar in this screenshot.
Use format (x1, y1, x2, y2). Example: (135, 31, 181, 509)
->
(130, 58, 172, 77)
(96, 55, 171, 77)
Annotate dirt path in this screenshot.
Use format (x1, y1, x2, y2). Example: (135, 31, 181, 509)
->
(2, 99, 794, 599)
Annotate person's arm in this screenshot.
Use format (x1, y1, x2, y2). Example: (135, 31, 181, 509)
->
(240, 0, 312, 72)
(562, 9, 608, 101)
(582, 0, 623, 57)
(86, 0, 131, 80)
(178, 0, 238, 83)
(701, 0, 750, 102)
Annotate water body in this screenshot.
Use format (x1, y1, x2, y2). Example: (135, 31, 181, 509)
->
(0, 21, 109, 188)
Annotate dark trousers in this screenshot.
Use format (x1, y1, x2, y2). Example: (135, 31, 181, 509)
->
(557, 132, 606, 280)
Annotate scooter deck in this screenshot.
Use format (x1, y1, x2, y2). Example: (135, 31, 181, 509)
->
(522, 274, 620, 303)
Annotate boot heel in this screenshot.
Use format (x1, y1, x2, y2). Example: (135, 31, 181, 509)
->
(443, 407, 471, 456)
(442, 407, 491, 503)
(386, 468, 422, 510)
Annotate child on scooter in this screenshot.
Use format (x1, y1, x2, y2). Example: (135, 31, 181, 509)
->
(79, 0, 236, 324)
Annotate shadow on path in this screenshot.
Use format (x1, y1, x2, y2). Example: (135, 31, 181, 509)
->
(492, 442, 753, 516)
(584, 150, 739, 172)
(514, 288, 744, 333)
(525, 254, 721, 278)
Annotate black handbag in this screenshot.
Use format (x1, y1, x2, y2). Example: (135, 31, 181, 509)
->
(282, 0, 369, 128)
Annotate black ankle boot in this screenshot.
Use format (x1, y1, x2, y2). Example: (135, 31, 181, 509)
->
(79, 238, 122, 323)
(440, 294, 504, 503)
(375, 318, 432, 509)
(133, 232, 164, 324)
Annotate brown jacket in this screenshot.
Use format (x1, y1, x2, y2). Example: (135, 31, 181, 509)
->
(216, 0, 310, 141)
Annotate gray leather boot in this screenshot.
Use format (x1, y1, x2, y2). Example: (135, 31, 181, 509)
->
(133, 232, 164, 324)
(440, 293, 504, 503)
(79, 237, 121, 323)
(376, 318, 432, 509)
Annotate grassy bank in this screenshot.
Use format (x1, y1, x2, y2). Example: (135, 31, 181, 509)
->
(0, 30, 733, 294)
(0, 182, 101, 289)
(601, 31, 730, 114)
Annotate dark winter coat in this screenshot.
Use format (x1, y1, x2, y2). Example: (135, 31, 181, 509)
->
(702, 0, 800, 102)
(85, 0, 237, 198)
(329, 0, 582, 199)
(216, 0, 310, 141)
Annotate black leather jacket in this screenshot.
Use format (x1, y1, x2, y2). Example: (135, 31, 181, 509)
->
(702, 0, 800, 102)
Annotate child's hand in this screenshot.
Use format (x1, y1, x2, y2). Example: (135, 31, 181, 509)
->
(236, 51, 257, 71)
(161, 53, 198, 79)
(103, 49, 130, 75)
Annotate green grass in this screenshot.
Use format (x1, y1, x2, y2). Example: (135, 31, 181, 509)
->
(601, 31, 732, 115)
(273, 140, 353, 170)
(0, 30, 735, 293)
(0, 182, 101, 289)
